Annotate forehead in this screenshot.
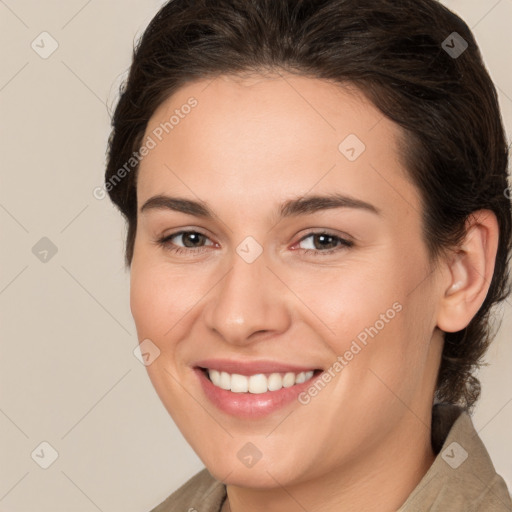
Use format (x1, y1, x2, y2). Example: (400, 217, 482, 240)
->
(145, 72, 388, 154)
(137, 72, 419, 219)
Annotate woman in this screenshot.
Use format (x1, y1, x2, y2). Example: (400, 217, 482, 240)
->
(105, 0, 512, 510)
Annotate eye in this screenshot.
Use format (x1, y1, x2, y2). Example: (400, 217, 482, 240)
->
(156, 230, 216, 255)
(155, 229, 353, 257)
(294, 231, 353, 256)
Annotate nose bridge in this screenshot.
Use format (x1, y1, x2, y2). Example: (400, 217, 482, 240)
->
(204, 247, 290, 343)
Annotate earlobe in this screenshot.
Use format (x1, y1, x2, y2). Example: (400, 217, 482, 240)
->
(436, 210, 499, 333)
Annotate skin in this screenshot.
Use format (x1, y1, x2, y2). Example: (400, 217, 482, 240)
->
(129, 72, 499, 512)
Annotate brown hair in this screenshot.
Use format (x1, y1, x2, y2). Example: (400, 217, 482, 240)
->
(105, 0, 512, 410)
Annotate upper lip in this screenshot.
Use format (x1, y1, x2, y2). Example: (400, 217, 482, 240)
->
(194, 358, 322, 376)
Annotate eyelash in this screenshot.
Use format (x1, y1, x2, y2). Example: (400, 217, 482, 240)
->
(156, 230, 354, 257)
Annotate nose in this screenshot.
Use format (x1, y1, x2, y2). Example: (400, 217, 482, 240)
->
(202, 249, 292, 346)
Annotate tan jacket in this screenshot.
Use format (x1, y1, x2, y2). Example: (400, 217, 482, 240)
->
(150, 404, 512, 511)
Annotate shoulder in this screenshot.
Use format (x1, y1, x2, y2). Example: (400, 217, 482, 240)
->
(400, 405, 512, 511)
(149, 468, 227, 512)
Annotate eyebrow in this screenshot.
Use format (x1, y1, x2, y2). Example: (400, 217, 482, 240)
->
(140, 193, 381, 218)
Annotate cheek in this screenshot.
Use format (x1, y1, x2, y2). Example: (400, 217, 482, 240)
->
(283, 258, 399, 346)
(129, 257, 216, 355)
(291, 254, 430, 377)
(130, 265, 160, 337)
(129, 260, 195, 417)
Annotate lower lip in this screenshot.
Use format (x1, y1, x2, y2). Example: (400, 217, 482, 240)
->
(194, 368, 321, 419)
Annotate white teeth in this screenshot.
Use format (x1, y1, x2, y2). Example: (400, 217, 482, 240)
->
(282, 372, 296, 388)
(206, 369, 315, 393)
(295, 371, 306, 384)
(209, 369, 220, 385)
(219, 371, 231, 390)
(230, 373, 248, 393)
(267, 373, 283, 391)
(248, 374, 268, 394)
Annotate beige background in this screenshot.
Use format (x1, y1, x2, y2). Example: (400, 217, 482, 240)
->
(0, 1, 511, 510)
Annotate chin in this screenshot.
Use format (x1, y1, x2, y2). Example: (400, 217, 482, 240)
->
(209, 462, 297, 489)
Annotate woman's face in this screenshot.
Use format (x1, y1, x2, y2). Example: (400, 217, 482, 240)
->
(130, 73, 445, 488)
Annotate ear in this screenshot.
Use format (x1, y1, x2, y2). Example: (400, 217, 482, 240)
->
(436, 210, 499, 333)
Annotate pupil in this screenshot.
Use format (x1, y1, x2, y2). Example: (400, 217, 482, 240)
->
(184, 233, 202, 247)
(315, 234, 334, 250)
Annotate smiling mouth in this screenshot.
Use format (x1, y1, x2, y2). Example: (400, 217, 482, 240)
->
(198, 367, 323, 394)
